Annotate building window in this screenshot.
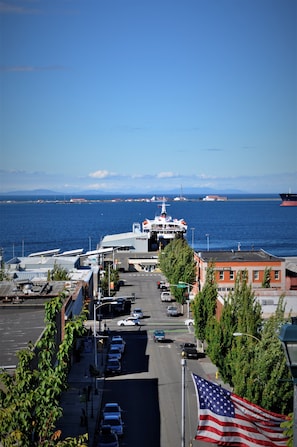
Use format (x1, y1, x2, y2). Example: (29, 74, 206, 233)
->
(219, 271, 224, 280)
(274, 270, 280, 280)
(230, 270, 234, 280)
(253, 270, 259, 281)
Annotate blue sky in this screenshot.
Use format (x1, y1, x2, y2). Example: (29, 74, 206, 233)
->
(1, 0, 296, 194)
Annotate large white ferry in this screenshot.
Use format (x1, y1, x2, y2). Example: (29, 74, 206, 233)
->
(142, 198, 187, 246)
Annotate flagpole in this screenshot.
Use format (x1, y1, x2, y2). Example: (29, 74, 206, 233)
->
(181, 356, 186, 447)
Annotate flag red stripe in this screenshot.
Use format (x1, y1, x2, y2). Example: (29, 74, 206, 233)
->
(198, 414, 287, 445)
(196, 421, 288, 447)
(200, 412, 287, 437)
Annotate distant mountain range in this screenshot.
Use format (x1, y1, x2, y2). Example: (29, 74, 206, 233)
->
(1, 187, 248, 196)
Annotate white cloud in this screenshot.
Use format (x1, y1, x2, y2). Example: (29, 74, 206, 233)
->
(157, 172, 177, 179)
(88, 170, 115, 179)
(0, 169, 296, 194)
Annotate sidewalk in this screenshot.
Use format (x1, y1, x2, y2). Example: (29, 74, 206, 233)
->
(57, 336, 105, 446)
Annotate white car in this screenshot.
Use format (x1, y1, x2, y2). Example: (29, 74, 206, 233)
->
(161, 291, 173, 302)
(117, 316, 140, 326)
(131, 307, 143, 318)
(185, 318, 195, 326)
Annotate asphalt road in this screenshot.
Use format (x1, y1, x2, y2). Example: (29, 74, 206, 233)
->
(101, 272, 210, 447)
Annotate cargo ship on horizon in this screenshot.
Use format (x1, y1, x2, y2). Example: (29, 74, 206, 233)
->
(279, 192, 297, 206)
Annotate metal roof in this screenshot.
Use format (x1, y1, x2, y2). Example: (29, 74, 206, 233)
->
(197, 249, 284, 263)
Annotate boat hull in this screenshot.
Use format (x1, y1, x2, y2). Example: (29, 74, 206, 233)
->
(280, 193, 297, 206)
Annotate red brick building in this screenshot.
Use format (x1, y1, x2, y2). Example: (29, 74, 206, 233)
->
(194, 249, 286, 295)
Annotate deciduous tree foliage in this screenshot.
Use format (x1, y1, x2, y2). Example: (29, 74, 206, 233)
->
(0, 294, 88, 446)
(158, 239, 196, 304)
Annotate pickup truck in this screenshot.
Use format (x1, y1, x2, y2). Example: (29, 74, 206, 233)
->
(180, 342, 200, 359)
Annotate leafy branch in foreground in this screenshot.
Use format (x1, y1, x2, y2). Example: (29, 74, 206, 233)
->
(0, 293, 88, 446)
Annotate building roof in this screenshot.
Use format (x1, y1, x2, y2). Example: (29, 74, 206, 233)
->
(197, 249, 284, 263)
(285, 257, 297, 274)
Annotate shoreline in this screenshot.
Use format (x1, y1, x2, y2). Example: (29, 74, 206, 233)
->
(0, 197, 281, 205)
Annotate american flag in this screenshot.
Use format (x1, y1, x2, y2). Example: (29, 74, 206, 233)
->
(192, 374, 289, 447)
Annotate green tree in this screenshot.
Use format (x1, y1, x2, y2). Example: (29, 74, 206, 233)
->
(48, 263, 70, 281)
(206, 271, 262, 386)
(249, 296, 292, 414)
(262, 267, 271, 288)
(192, 263, 217, 348)
(158, 238, 196, 304)
(0, 293, 88, 446)
(100, 264, 120, 296)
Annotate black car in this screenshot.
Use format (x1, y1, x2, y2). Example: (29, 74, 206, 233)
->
(97, 425, 119, 447)
(105, 359, 121, 375)
(180, 343, 200, 359)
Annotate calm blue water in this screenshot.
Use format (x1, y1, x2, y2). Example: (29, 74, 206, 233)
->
(0, 195, 296, 261)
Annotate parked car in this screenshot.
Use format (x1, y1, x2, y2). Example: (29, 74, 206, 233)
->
(153, 329, 165, 342)
(101, 415, 124, 437)
(105, 359, 121, 375)
(110, 336, 126, 353)
(102, 403, 123, 420)
(107, 346, 122, 361)
(180, 342, 200, 359)
(167, 305, 179, 317)
(184, 318, 195, 326)
(131, 307, 143, 319)
(117, 316, 140, 326)
(97, 425, 119, 447)
(161, 291, 173, 302)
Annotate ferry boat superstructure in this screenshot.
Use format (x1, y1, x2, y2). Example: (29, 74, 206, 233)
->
(142, 198, 187, 244)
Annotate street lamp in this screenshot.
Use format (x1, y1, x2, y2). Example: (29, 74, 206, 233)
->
(181, 356, 186, 447)
(233, 332, 260, 342)
(93, 299, 117, 368)
(279, 320, 297, 447)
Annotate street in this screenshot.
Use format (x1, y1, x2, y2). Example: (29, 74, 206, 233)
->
(100, 272, 210, 447)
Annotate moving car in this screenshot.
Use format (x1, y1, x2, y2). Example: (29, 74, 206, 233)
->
(97, 425, 119, 447)
(157, 280, 169, 290)
(166, 305, 179, 317)
(131, 307, 143, 319)
(184, 318, 195, 326)
(101, 415, 124, 437)
(153, 329, 165, 342)
(117, 316, 140, 326)
(180, 342, 200, 359)
(102, 403, 123, 420)
(161, 291, 173, 302)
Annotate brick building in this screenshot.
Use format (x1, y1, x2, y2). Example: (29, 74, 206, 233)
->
(194, 249, 286, 295)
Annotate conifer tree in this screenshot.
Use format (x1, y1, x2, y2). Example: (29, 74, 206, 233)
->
(192, 263, 217, 348)
(206, 271, 262, 386)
